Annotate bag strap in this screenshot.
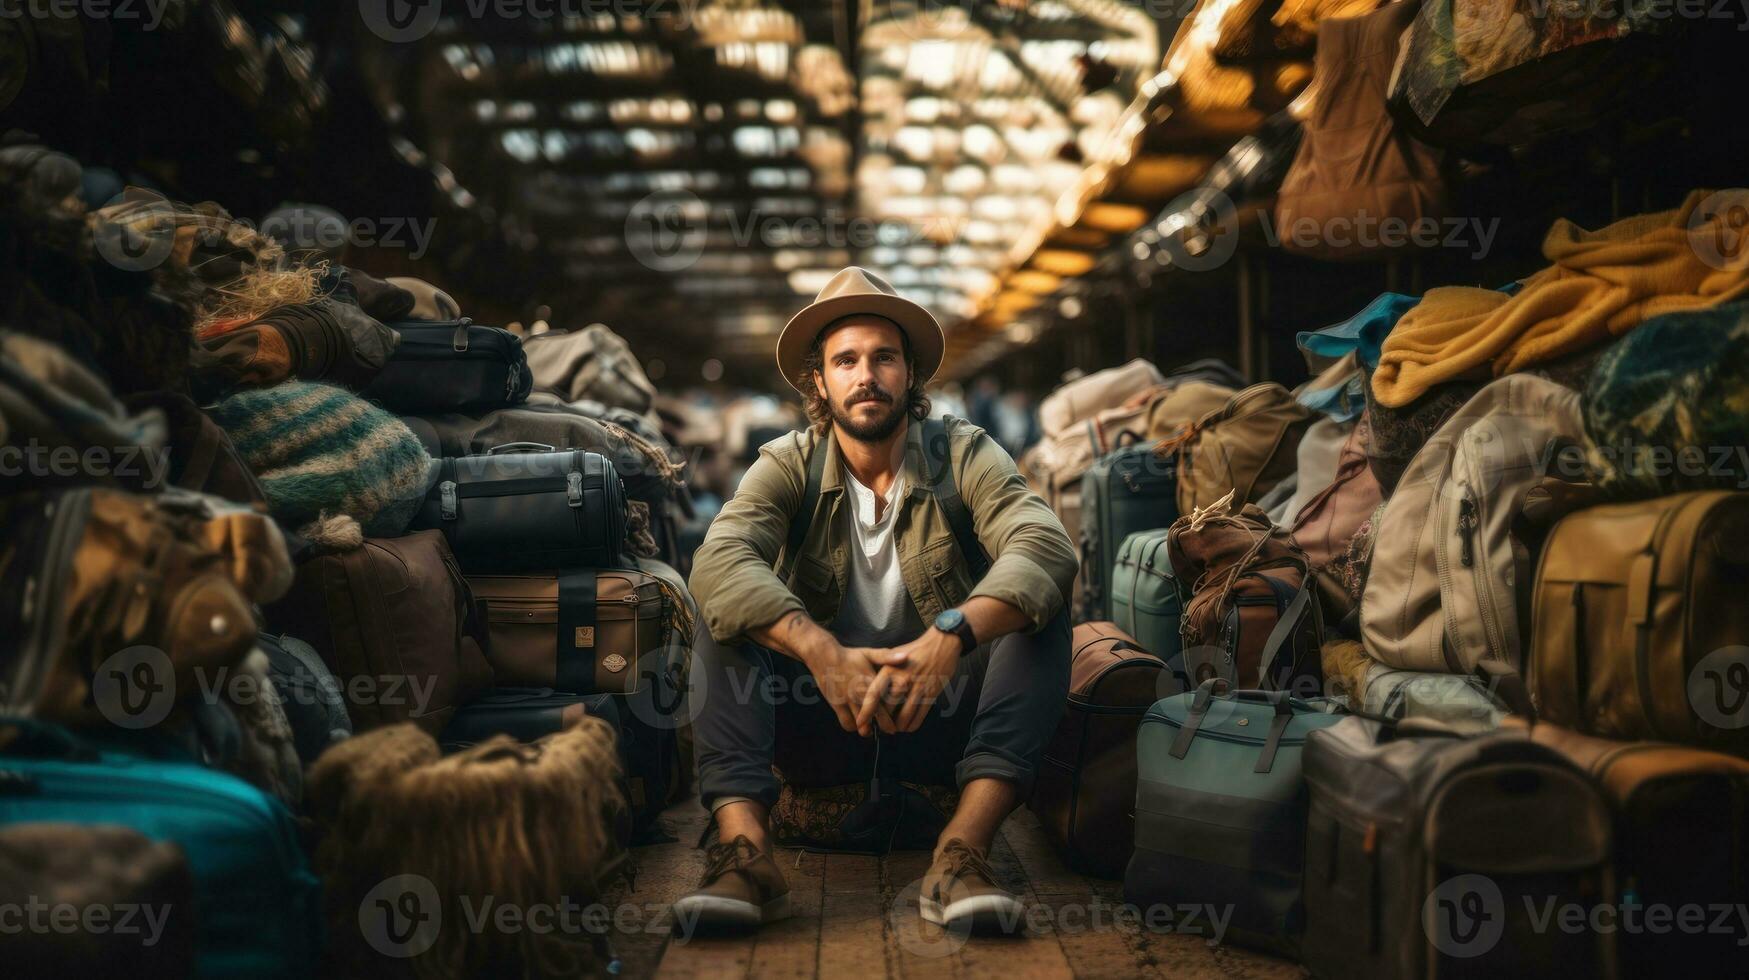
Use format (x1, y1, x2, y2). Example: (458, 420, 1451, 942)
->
(1170, 678, 1229, 758)
(1253, 694, 1297, 774)
(556, 570, 599, 693)
(1255, 575, 1319, 690)
(921, 417, 991, 580)
(784, 429, 829, 570)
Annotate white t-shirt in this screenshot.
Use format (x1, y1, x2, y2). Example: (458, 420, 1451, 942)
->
(830, 468, 912, 648)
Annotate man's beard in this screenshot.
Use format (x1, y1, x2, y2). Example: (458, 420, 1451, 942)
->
(827, 383, 908, 443)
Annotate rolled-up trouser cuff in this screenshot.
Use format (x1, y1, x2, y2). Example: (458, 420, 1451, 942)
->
(955, 746, 1036, 797)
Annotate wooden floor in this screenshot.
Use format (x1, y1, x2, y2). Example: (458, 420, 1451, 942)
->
(603, 798, 1307, 979)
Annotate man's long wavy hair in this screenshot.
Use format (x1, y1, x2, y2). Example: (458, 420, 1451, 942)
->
(793, 318, 932, 433)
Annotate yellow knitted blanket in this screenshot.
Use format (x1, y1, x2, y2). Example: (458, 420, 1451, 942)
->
(1371, 190, 1749, 407)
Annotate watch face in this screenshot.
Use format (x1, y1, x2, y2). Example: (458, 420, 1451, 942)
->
(935, 609, 964, 632)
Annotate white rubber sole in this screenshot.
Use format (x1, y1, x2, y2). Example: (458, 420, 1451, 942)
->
(918, 892, 1026, 934)
(672, 892, 793, 933)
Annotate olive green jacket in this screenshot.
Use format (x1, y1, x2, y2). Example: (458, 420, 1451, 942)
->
(689, 416, 1076, 645)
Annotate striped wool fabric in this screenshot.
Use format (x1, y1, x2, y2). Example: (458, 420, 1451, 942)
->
(210, 381, 434, 537)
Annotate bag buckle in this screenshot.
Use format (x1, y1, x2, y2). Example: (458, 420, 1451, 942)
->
(452, 322, 471, 352)
(440, 480, 459, 520)
(567, 470, 584, 508)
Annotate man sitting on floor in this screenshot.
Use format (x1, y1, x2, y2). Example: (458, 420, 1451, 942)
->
(679, 266, 1075, 933)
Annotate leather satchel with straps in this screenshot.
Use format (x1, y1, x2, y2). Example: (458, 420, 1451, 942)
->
(1166, 490, 1323, 694)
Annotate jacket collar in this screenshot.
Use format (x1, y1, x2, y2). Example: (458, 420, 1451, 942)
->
(816, 419, 931, 501)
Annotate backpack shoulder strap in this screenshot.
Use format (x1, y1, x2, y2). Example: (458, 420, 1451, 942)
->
(784, 429, 828, 569)
(922, 417, 991, 579)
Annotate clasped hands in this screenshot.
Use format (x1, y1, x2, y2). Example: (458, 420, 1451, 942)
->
(803, 628, 960, 737)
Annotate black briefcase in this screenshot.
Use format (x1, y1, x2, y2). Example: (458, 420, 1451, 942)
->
(359, 318, 533, 413)
(410, 447, 628, 572)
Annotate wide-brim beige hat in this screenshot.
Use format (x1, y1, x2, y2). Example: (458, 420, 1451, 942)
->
(776, 266, 944, 394)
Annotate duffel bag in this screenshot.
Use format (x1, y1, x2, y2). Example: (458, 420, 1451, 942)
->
(1108, 529, 1188, 679)
(1126, 680, 1345, 953)
(1039, 358, 1165, 438)
(401, 405, 679, 506)
(522, 323, 656, 414)
(1159, 382, 1311, 516)
(0, 822, 196, 978)
(1510, 719, 1749, 978)
(412, 447, 629, 573)
(1301, 716, 1616, 980)
(468, 569, 667, 695)
(357, 317, 532, 414)
(0, 719, 322, 978)
(1032, 622, 1177, 878)
(262, 530, 495, 736)
(1167, 496, 1321, 693)
(1080, 442, 1177, 620)
(1529, 490, 1749, 750)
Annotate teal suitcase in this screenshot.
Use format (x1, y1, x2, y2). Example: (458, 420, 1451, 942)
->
(0, 721, 323, 978)
(1125, 680, 1346, 953)
(1079, 442, 1177, 620)
(1109, 529, 1187, 689)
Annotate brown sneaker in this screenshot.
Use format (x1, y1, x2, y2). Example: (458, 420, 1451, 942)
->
(920, 838, 1025, 933)
(671, 835, 792, 933)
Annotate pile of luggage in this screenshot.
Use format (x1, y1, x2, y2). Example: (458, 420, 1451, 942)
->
(1026, 193, 1749, 976)
(0, 144, 697, 976)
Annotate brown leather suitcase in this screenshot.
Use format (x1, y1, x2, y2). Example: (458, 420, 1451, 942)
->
(264, 529, 494, 735)
(469, 569, 666, 695)
(1510, 720, 1749, 977)
(1529, 490, 1749, 751)
(1029, 622, 1177, 878)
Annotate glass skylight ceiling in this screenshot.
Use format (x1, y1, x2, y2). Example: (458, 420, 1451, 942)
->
(360, 0, 1159, 378)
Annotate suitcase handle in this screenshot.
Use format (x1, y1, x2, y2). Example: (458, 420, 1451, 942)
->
(487, 442, 556, 455)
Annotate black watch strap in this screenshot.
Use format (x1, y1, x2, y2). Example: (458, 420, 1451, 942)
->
(949, 617, 976, 655)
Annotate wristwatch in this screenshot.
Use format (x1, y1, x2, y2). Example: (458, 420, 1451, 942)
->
(933, 608, 977, 655)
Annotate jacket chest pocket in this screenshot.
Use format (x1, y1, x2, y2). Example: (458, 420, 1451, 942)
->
(918, 539, 972, 616)
(789, 554, 840, 622)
